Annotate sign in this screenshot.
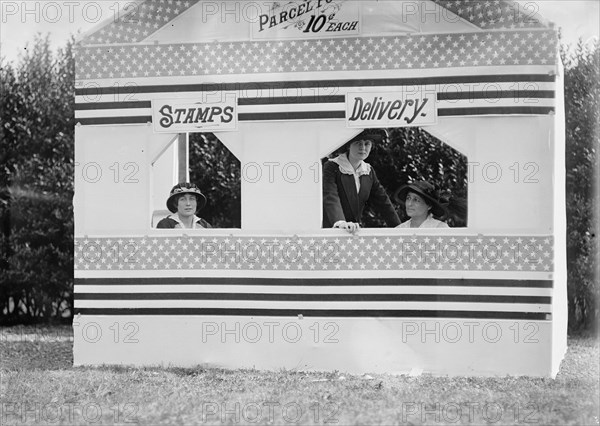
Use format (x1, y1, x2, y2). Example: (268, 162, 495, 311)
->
(252, 0, 360, 39)
(151, 96, 237, 133)
(345, 91, 437, 128)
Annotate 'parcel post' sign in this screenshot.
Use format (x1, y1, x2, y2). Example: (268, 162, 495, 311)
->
(253, 0, 360, 39)
(346, 91, 437, 128)
(152, 97, 237, 133)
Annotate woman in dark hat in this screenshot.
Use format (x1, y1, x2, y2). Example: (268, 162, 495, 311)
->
(394, 181, 449, 228)
(323, 130, 401, 233)
(156, 182, 212, 229)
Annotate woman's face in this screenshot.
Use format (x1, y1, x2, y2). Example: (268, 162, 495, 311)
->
(347, 139, 372, 163)
(176, 194, 197, 217)
(405, 191, 431, 220)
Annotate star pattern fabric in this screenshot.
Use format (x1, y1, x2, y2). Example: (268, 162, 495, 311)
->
(431, 0, 547, 29)
(76, 30, 556, 80)
(81, 0, 197, 45)
(74, 235, 554, 272)
(80, 1, 548, 47)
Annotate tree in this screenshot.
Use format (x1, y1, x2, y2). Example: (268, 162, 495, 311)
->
(188, 133, 241, 228)
(561, 39, 600, 332)
(1, 35, 75, 323)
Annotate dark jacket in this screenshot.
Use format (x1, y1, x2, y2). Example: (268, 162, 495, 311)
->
(156, 216, 212, 229)
(322, 160, 401, 228)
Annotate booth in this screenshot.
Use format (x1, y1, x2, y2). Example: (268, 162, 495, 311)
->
(73, 0, 567, 376)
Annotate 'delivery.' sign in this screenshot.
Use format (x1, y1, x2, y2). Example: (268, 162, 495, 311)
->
(346, 91, 437, 128)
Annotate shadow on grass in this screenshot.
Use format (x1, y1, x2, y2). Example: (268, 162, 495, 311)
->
(0, 325, 73, 370)
(1, 326, 598, 425)
(2, 325, 598, 380)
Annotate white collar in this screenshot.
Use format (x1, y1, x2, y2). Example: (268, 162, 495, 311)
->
(331, 154, 371, 177)
(168, 213, 203, 229)
(411, 213, 436, 228)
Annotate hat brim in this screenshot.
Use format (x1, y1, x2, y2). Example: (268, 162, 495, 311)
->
(393, 184, 447, 218)
(335, 130, 386, 155)
(167, 191, 207, 213)
(348, 130, 386, 144)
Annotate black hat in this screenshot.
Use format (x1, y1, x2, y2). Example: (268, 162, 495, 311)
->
(347, 129, 387, 144)
(337, 129, 387, 154)
(166, 182, 207, 213)
(394, 181, 447, 218)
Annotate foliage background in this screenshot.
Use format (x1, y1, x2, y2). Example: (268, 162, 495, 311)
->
(561, 40, 600, 332)
(189, 133, 241, 228)
(0, 36, 597, 332)
(1, 36, 74, 325)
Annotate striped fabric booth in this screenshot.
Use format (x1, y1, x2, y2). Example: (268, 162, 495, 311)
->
(73, 0, 566, 376)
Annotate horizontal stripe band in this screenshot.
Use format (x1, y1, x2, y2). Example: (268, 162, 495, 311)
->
(74, 74, 556, 96)
(74, 91, 555, 111)
(74, 106, 555, 125)
(74, 277, 553, 288)
(73, 307, 550, 320)
(74, 293, 550, 304)
(438, 106, 555, 116)
(238, 111, 346, 120)
(238, 95, 346, 105)
(75, 101, 152, 110)
(76, 116, 152, 125)
(74, 82, 557, 105)
(73, 300, 551, 313)
(75, 284, 553, 296)
(438, 90, 555, 101)
(74, 67, 558, 87)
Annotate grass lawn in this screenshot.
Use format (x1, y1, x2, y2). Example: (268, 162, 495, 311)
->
(1, 325, 598, 425)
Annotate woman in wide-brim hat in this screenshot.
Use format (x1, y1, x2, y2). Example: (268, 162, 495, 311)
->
(156, 182, 212, 229)
(394, 181, 449, 229)
(323, 129, 401, 234)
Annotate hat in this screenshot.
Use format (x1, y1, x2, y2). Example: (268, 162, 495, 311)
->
(336, 129, 387, 155)
(394, 181, 447, 218)
(346, 129, 387, 146)
(166, 182, 207, 213)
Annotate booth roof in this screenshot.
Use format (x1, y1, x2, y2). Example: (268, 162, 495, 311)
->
(77, 0, 550, 47)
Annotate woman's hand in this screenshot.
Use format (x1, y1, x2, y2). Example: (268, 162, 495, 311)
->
(333, 220, 360, 234)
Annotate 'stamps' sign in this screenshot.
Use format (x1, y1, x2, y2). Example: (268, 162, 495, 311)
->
(346, 91, 437, 128)
(151, 97, 237, 133)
